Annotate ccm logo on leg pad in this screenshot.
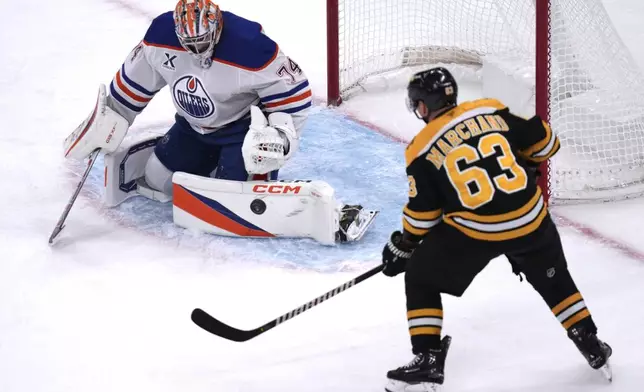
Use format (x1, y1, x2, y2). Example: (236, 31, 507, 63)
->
(252, 184, 301, 194)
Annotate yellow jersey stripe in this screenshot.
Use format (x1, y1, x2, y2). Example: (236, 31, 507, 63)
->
(445, 188, 542, 224)
(403, 206, 442, 220)
(444, 204, 548, 241)
(407, 308, 444, 319)
(409, 327, 442, 336)
(562, 309, 591, 330)
(552, 293, 583, 315)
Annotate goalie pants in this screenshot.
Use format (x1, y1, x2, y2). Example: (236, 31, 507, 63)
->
(405, 214, 598, 353)
(154, 114, 278, 181)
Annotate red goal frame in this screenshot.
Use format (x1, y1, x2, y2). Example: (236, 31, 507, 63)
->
(326, 0, 552, 202)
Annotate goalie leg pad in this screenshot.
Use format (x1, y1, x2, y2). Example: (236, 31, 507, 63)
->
(172, 173, 339, 244)
(171, 173, 379, 244)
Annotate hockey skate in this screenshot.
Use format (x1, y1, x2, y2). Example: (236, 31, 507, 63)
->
(335, 204, 378, 243)
(135, 177, 172, 203)
(568, 326, 613, 381)
(385, 336, 452, 392)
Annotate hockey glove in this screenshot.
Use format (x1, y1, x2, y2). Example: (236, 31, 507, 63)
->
(528, 166, 542, 182)
(242, 106, 299, 174)
(382, 231, 414, 277)
(63, 84, 129, 160)
(518, 156, 542, 182)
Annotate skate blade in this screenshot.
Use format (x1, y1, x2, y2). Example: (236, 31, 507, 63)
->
(599, 361, 612, 382)
(385, 380, 441, 392)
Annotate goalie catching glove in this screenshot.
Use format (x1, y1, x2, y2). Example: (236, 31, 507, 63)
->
(382, 231, 418, 277)
(242, 105, 299, 174)
(63, 84, 129, 160)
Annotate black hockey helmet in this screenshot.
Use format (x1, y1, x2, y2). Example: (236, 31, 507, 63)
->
(406, 67, 458, 120)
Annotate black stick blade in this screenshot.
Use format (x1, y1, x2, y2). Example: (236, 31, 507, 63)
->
(191, 308, 260, 342)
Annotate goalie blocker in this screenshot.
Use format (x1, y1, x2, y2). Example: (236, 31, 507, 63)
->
(104, 135, 377, 245)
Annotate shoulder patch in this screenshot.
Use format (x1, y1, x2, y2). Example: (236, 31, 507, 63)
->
(213, 11, 279, 70)
(129, 42, 144, 63)
(143, 11, 185, 51)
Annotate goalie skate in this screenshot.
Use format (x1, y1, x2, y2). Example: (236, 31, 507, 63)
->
(335, 204, 379, 243)
(135, 177, 172, 203)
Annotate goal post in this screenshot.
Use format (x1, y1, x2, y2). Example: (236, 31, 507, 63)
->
(535, 0, 551, 202)
(326, 0, 342, 106)
(327, 0, 644, 203)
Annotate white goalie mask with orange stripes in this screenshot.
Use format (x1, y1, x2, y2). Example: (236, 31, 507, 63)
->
(173, 0, 223, 61)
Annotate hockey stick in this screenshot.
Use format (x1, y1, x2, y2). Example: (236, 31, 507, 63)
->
(191, 264, 384, 342)
(48, 148, 101, 244)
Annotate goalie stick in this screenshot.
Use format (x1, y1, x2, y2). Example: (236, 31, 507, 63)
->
(48, 148, 101, 244)
(191, 264, 384, 342)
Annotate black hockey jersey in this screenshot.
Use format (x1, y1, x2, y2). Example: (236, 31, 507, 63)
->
(403, 98, 560, 242)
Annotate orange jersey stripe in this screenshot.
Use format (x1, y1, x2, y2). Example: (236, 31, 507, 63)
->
(265, 90, 312, 108)
(115, 71, 152, 103)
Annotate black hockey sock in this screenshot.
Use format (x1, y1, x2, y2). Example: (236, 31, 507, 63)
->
(406, 283, 443, 353)
(551, 291, 597, 333)
(525, 267, 597, 334)
(509, 218, 598, 335)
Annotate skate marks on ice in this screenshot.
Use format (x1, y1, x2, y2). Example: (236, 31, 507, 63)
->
(65, 107, 408, 271)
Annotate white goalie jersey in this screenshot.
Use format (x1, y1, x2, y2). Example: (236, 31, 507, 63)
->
(58, 7, 378, 247)
(108, 10, 312, 135)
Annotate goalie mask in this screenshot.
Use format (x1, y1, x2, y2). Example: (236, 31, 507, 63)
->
(173, 0, 223, 62)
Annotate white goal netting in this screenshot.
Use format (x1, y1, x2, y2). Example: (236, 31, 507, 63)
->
(337, 0, 644, 202)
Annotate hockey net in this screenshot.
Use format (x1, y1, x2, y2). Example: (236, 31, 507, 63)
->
(327, 0, 644, 203)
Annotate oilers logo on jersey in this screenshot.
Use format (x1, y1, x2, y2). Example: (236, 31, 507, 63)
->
(172, 75, 215, 118)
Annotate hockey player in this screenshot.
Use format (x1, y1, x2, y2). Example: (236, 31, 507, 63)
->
(380, 67, 612, 391)
(59, 0, 377, 245)
(66, 0, 310, 193)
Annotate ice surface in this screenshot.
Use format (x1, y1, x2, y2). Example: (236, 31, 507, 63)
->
(82, 107, 408, 270)
(1, 1, 643, 392)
